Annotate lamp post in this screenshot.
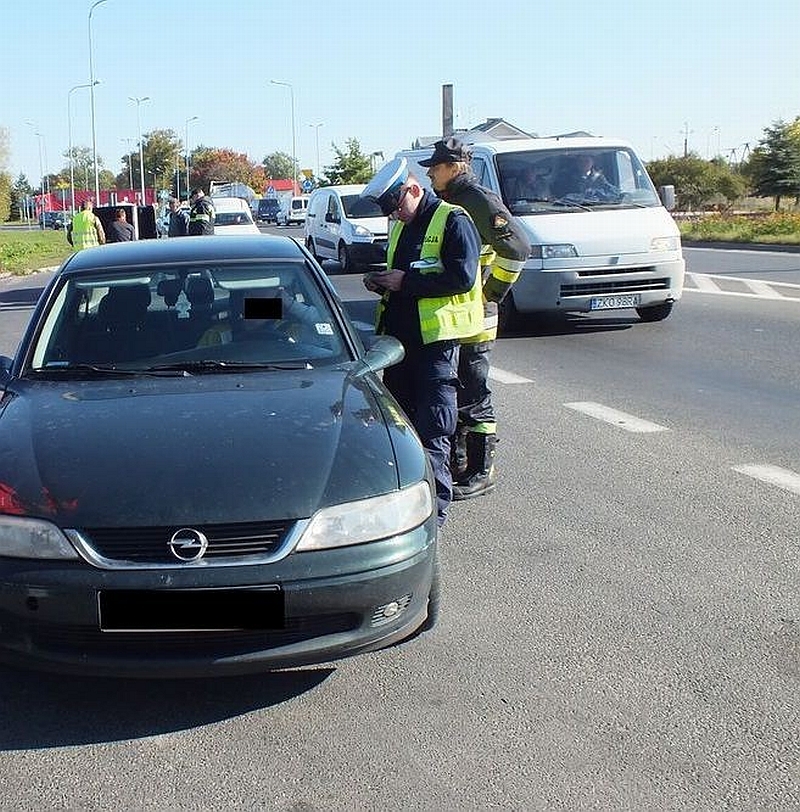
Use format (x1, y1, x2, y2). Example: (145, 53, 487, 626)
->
(129, 95, 150, 204)
(88, 0, 109, 201)
(69, 81, 98, 214)
(309, 122, 323, 180)
(25, 121, 45, 219)
(185, 115, 198, 197)
(120, 137, 135, 194)
(271, 80, 296, 191)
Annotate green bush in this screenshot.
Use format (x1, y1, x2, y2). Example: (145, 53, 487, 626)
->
(679, 213, 800, 244)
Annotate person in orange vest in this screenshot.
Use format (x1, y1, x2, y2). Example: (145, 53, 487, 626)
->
(67, 199, 106, 249)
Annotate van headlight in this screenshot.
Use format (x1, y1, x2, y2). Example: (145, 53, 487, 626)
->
(296, 481, 434, 551)
(0, 515, 80, 559)
(530, 244, 578, 259)
(353, 225, 373, 238)
(651, 236, 680, 251)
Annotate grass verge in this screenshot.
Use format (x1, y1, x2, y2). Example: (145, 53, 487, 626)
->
(0, 227, 74, 277)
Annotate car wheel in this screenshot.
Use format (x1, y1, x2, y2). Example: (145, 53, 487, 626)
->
(306, 237, 320, 261)
(498, 292, 525, 335)
(636, 302, 674, 322)
(338, 242, 353, 273)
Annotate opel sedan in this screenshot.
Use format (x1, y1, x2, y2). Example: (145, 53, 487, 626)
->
(0, 235, 438, 677)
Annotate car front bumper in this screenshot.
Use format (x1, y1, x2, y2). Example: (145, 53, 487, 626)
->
(0, 522, 436, 678)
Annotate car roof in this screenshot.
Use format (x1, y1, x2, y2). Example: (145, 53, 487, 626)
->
(59, 234, 307, 276)
(211, 196, 251, 212)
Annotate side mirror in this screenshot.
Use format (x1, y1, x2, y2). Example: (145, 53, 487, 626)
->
(659, 184, 676, 211)
(349, 335, 404, 380)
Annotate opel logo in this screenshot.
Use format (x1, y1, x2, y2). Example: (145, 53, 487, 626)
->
(168, 528, 209, 562)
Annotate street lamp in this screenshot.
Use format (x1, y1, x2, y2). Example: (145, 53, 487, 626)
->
(69, 81, 99, 213)
(129, 96, 150, 204)
(120, 137, 135, 194)
(271, 80, 296, 190)
(185, 115, 198, 197)
(25, 121, 45, 219)
(88, 0, 109, 201)
(309, 122, 323, 180)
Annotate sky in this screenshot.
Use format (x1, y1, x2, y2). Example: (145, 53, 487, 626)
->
(3, 0, 799, 189)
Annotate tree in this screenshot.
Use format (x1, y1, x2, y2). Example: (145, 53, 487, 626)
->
(189, 147, 266, 194)
(0, 127, 11, 221)
(745, 119, 800, 210)
(321, 138, 373, 185)
(262, 151, 294, 182)
(646, 153, 744, 211)
(10, 174, 33, 221)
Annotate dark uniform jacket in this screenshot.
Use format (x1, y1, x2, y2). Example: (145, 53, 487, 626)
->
(440, 171, 530, 304)
(168, 208, 189, 237)
(106, 220, 135, 242)
(188, 196, 215, 235)
(380, 190, 480, 352)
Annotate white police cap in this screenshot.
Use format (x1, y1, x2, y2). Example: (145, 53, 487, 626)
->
(356, 157, 409, 216)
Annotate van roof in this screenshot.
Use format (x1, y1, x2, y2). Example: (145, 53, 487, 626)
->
(400, 134, 635, 158)
(310, 184, 366, 197)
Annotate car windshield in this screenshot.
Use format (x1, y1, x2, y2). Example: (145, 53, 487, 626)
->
(496, 147, 661, 214)
(28, 261, 350, 373)
(215, 212, 254, 226)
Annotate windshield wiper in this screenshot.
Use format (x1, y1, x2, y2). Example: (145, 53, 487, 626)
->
(32, 363, 146, 376)
(146, 360, 312, 373)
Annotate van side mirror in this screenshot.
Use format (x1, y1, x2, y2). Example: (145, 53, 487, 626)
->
(659, 185, 676, 211)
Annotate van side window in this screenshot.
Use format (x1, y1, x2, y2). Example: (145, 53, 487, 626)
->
(471, 156, 489, 186)
(326, 196, 339, 223)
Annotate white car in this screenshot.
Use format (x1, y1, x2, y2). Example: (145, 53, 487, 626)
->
(211, 197, 260, 234)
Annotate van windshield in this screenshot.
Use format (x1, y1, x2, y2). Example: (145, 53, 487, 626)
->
(496, 147, 661, 214)
(342, 195, 383, 218)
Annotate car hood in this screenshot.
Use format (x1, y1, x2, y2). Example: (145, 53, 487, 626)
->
(0, 370, 417, 528)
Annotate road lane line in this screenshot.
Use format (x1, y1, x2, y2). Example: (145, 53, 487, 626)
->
(743, 279, 787, 298)
(489, 367, 534, 384)
(690, 274, 722, 293)
(564, 402, 669, 433)
(732, 464, 800, 496)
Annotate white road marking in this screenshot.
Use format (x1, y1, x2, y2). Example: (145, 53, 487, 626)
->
(690, 274, 722, 293)
(732, 464, 800, 496)
(743, 279, 787, 299)
(489, 367, 534, 384)
(564, 402, 669, 433)
(685, 273, 800, 301)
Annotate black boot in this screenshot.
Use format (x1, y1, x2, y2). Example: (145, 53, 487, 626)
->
(449, 423, 469, 479)
(452, 433, 497, 501)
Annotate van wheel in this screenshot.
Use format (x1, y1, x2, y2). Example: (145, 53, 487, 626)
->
(305, 237, 319, 261)
(636, 302, 674, 322)
(338, 242, 353, 273)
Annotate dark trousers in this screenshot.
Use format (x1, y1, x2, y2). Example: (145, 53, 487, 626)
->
(457, 340, 495, 430)
(382, 340, 460, 527)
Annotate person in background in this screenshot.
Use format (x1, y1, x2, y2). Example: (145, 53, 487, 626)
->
(167, 197, 189, 237)
(188, 187, 215, 235)
(357, 157, 484, 529)
(106, 208, 135, 242)
(422, 137, 531, 500)
(66, 199, 106, 250)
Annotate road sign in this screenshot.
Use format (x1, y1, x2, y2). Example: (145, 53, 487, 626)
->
(266, 185, 275, 195)
(301, 179, 314, 193)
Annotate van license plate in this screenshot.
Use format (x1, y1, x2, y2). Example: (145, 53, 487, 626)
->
(590, 294, 641, 310)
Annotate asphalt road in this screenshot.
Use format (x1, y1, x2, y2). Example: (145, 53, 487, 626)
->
(0, 245, 798, 810)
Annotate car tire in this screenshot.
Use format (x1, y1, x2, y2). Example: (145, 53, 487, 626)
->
(636, 302, 674, 322)
(306, 237, 320, 262)
(338, 242, 353, 273)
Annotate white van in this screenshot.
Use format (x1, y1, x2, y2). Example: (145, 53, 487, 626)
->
(210, 196, 260, 234)
(397, 135, 685, 329)
(278, 196, 309, 226)
(304, 184, 389, 273)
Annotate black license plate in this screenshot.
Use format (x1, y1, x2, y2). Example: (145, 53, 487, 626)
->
(99, 588, 284, 632)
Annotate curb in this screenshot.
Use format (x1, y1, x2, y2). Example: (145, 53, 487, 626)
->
(682, 240, 800, 254)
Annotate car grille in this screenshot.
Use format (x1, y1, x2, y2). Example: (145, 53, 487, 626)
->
(26, 613, 361, 657)
(82, 521, 293, 564)
(560, 277, 670, 297)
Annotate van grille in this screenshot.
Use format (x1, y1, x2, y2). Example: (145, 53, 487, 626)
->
(560, 278, 670, 297)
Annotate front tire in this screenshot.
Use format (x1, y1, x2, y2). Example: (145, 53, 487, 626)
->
(338, 242, 353, 273)
(636, 301, 674, 322)
(498, 292, 525, 334)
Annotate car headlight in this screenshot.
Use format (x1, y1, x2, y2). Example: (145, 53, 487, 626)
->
(353, 225, 373, 238)
(530, 244, 578, 259)
(651, 235, 680, 252)
(296, 481, 433, 551)
(0, 515, 80, 559)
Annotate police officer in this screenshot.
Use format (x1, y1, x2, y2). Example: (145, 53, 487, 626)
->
(421, 137, 531, 500)
(187, 187, 215, 235)
(358, 157, 483, 528)
(66, 198, 106, 250)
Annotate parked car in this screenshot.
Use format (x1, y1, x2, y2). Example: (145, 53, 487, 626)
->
(211, 196, 260, 234)
(39, 211, 68, 230)
(256, 197, 281, 224)
(0, 235, 438, 677)
(278, 196, 309, 226)
(304, 184, 388, 273)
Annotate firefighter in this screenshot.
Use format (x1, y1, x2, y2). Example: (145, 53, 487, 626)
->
(188, 187, 215, 235)
(66, 199, 106, 250)
(420, 137, 531, 500)
(357, 157, 483, 528)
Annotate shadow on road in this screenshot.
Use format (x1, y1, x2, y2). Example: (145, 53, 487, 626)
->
(0, 286, 44, 312)
(499, 312, 636, 338)
(0, 664, 334, 749)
